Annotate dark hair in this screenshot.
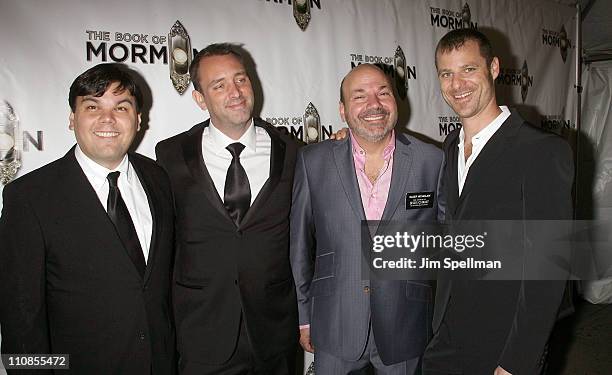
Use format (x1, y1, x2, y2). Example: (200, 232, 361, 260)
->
(68, 63, 142, 113)
(435, 28, 494, 69)
(190, 43, 246, 92)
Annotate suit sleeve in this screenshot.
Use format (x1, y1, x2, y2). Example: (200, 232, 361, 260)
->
(289, 149, 316, 326)
(498, 137, 574, 374)
(0, 183, 52, 373)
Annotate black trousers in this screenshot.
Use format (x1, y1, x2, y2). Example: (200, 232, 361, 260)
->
(422, 319, 462, 375)
(179, 314, 297, 375)
(422, 316, 549, 375)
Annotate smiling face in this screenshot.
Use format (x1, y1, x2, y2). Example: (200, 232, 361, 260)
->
(69, 82, 140, 169)
(339, 64, 397, 144)
(192, 54, 254, 137)
(436, 39, 500, 127)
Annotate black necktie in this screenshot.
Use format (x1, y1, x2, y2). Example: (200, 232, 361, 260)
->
(107, 171, 146, 278)
(224, 143, 251, 225)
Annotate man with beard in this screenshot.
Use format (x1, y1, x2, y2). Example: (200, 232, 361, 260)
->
(422, 29, 573, 375)
(291, 64, 442, 374)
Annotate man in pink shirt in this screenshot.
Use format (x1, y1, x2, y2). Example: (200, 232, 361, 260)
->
(290, 64, 443, 374)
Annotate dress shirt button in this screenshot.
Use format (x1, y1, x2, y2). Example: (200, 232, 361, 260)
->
(363, 286, 370, 293)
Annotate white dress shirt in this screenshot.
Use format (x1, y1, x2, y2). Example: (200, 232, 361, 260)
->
(457, 105, 511, 195)
(201, 120, 271, 204)
(75, 146, 152, 263)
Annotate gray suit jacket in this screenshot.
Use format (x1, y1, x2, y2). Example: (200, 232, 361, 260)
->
(290, 133, 443, 365)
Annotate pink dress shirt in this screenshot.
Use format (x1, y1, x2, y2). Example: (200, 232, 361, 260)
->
(350, 130, 396, 221)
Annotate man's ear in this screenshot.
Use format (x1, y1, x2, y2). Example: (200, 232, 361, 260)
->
(69, 112, 75, 130)
(137, 113, 142, 132)
(192, 90, 207, 111)
(339, 101, 347, 123)
(490, 57, 500, 81)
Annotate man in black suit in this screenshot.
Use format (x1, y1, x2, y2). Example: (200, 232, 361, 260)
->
(0, 64, 176, 374)
(422, 29, 573, 375)
(156, 43, 298, 375)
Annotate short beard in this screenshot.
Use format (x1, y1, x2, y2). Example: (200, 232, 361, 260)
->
(351, 123, 393, 143)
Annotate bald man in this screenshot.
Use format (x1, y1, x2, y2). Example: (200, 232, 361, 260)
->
(290, 64, 443, 374)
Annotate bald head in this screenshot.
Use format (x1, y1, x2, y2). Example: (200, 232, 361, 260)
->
(338, 63, 397, 144)
(340, 64, 392, 104)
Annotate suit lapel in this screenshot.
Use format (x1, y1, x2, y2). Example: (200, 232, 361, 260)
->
(181, 119, 287, 228)
(333, 137, 366, 221)
(241, 119, 285, 226)
(437, 134, 461, 329)
(181, 121, 234, 224)
(60, 148, 113, 223)
(380, 133, 414, 222)
(60, 149, 145, 281)
(454, 112, 521, 216)
(445, 131, 461, 218)
(129, 154, 158, 285)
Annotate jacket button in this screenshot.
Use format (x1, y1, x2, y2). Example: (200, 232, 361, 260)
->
(363, 286, 370, 293)
(234, 279, 238, 285)
(139, 332, 146, 340)
(236, 230, 243, 238)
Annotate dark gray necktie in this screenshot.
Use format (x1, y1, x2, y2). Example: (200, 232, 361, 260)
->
(107, 171, 146, 278)
(224, 143, 251, 225)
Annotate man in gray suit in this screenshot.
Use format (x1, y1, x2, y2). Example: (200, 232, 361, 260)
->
(290, 64, 442, 374)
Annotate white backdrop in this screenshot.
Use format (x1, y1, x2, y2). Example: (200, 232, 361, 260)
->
(0, 0, 577, 373)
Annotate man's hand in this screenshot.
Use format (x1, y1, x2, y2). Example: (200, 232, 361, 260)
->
(299, 327, 315, 353)
(494, 366, 512, 375)
(330, 127, 349, 140)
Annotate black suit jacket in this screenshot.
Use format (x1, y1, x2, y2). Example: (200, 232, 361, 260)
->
(431, 110, 574, 374)
(0, 149, 176, 375)
(155, 118, 298, 366)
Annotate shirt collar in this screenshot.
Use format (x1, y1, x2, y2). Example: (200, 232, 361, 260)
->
(349, 130, 396, 168)
(209, 119, 257, 153)
(74, 145, 132, 190)
(350, 130, 395, 158)
(458, 105, 510, 147)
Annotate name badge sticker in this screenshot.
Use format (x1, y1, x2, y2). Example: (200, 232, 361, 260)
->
(405, 192, 434, 209)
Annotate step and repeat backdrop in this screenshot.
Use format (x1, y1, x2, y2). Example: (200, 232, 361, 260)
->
(0, 0, 577, 373)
